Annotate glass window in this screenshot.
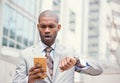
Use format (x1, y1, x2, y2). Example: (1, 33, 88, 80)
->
(3, 5, 9, 27)
(2, 37, 8, 46)
(53, 0, 60, 17)
(2, 3, 35, 49)
(16, 13, 23, 43)
(23, 38, 28, 46)
(3, 5, 10, 37)
(69, 10, 76, 32)
(9, 41, 15, 47)
(3, 27, 9, 36)
(22, 18, 29, 46)
(12, 0, 18, 4)
(10, 29, 15, 39)
(16, 44, 21, 49)
(30, 0, 36, 15)
(28, 23, 35, 46)
(16, 36, 22, 43)
(18, 0, 24, 7)
(22, 17, 35, 46)
(12, 0, 37, 15)
(8, 7, 17, 39)
(9, 20, 16, 39)
(88, 0, 100, 53)
(24, 0, 30, 12)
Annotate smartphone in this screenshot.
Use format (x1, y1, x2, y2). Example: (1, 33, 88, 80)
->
(34, 57, 47, 78)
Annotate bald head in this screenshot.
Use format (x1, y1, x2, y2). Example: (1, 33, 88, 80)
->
(38, 10, 59, 23)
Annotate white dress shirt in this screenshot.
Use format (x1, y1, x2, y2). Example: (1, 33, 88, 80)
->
(41, 42, 55, 59)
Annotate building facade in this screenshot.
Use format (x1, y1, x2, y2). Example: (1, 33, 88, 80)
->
(0, 0, 41, 82)
(81, 0, 120, 83)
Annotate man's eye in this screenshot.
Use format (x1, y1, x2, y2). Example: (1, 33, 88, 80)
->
(40, 25, 46, 28)
(48, 25, 55, 28)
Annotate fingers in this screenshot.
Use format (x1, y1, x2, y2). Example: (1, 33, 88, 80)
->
(29, 64, 47, 80)
(29, 72, 47, 79)
(29, 64, 41, 72)
(60, 57, 77, 71)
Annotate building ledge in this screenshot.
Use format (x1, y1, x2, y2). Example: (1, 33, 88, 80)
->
(0, 46, 20, 65)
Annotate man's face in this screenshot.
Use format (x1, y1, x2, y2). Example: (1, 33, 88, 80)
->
(37, 16, 61, 46)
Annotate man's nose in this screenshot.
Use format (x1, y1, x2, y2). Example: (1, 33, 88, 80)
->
(45, 27, 50, 33)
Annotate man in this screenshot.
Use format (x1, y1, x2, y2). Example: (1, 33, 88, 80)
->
(13, 10, 103, 83)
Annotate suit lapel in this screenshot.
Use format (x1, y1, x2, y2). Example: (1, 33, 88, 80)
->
(32, 43, 42, 57)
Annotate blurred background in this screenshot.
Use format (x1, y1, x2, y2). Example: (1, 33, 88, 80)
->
(0, 0, 120, 83)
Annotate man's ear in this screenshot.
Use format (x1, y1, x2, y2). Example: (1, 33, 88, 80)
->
(58, 24, 61, 31)
(37, 24, 39, 29)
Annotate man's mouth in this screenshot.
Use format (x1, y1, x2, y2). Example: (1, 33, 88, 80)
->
(44, 35, 52, 40)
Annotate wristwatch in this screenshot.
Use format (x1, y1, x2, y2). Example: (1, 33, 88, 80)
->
(74, 57, 85, 68)
(74, 57, 80, 66)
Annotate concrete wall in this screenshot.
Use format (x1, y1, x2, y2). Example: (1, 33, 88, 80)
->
(0, 60, 16, 83)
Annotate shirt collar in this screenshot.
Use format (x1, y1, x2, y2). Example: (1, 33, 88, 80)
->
(41, 42, 55, 52)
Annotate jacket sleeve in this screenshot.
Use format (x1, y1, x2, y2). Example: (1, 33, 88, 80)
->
(75, 57, 103, 76)
(12, 51, 28, 83)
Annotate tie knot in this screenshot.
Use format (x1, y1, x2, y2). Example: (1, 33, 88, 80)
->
(45, 47, 52, 53)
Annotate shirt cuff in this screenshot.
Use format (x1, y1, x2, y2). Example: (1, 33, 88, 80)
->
(75, 58, 90, 72)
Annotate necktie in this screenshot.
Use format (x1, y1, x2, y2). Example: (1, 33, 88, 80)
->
(45, 47, 53, 77)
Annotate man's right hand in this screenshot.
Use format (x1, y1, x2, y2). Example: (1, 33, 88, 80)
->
(28, 64, 46, 83)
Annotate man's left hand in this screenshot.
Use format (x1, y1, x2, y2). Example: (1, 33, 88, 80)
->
(59, 57, 77, 71)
